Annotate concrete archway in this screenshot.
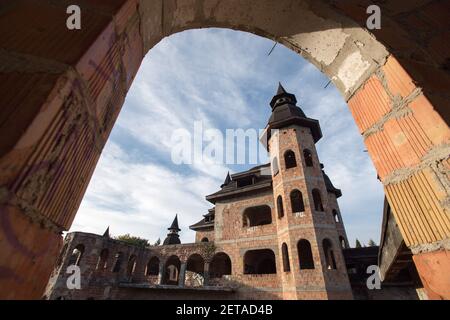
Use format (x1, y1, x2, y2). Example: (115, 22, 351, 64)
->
(0, 0, 448, 299)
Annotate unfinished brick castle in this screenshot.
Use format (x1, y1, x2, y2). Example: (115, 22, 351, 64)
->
(46, 85, 361, 300)
(1, 0, 448, 300)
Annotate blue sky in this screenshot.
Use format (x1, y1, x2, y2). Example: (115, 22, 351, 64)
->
(69, 28, 384, 247)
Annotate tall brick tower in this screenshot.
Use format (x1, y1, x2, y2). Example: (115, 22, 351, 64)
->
(263, 84, 353, 299)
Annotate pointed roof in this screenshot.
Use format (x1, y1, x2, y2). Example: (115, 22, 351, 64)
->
(265, 82, 322, 145)
(168, 214, 181, 232)
(103, 226, 110, 238)
(221, 171, 232, 188)
(163, 215, 181, 245)
(269, 82, 297, 110)
(276, 82, 287, 95)
(321, 165, 342, 198)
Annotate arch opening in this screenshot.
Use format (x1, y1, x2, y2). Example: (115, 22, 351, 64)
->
(243, 205, 272, 227)
(284, 150, 297, 169)
(145, 256, 160, 276)
(303, 149, 314, 167)
(185, 254, 205, 287)
(312, 189, 324, 212)
(290, 189, 305, 213)
(333, 209, 340, 223)
(210, 252, 232, 278)
(339, 236, 347, 249)
(282, 243, 291, 272)
(277, 195, 284, 219)
(323, 239, 337, 270)
(126, 255, 137, 277)
(298, 239, 315, 270)
(163, 255, 181, 285)
(96, 249, 109, 270)
(243, 249, 276, 275)
(112, 252, 124, 273)
(68, 244, 85, 267)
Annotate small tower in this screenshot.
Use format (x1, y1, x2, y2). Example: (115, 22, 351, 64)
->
(163, 215, 181, 245)
(102, 226, 110, 238)
(263, 83, 352, 300)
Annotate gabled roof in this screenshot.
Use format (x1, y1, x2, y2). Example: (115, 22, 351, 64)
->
(189, 208, 215, 231)
(189, 218, 214, 231)
(206, 164, 272, 204)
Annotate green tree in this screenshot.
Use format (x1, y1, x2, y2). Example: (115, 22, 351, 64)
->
(368, 239, 377, 247)
(153, 238, 161, 246)
(355, 239, 362, 248)
(115, 234, 149, 247)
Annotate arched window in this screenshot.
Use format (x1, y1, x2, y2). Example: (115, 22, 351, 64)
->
(333, 209, 340, 223)
(96, 249, 109, 270)
(290, 189, 305, 213)
(282, 243, 290, 272)
(243, 205, 272, 227)
(284, 150, 297, 169)
(312, 189, 324, 211)
(210, 252, 232, 278)
(112, 252, 123, 273)
(339, 236, 346, 249)
(145, 257, 160, 276)
(298, 239, 314, 269)
(201, 237, 209, 242)
(277, 195, 284, 218)
(303, 149, 313, 167)
(68, 244, 85, 266)
(126, 255, 137, 276)
(272, 157, 279, 176)
(244, 249, 276, 274)
(322, 239, 337, 270)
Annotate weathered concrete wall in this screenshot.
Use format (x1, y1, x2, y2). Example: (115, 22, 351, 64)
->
(0, 0, 448, 299)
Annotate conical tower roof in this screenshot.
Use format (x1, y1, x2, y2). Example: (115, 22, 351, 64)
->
(168, 214, 181, 232)
(266, 82, 322, 144)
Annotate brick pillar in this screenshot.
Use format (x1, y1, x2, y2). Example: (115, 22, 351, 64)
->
(157, 262, 164, 285)
(203, 262, 210, 286)
(178, 263, 187, 287)
(348, 55, 450, 299)
(0, 0, 143, 299)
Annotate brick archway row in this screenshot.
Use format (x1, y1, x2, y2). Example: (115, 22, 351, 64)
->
(0, 0, 448, 299)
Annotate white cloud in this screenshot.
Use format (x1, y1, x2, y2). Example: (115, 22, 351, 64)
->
(71, 140, 218, 243)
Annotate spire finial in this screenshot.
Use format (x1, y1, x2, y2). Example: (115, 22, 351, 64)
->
(221, 171, 231, 188)
(103, 226, 110, 238)
(277, 82, 287, 95)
